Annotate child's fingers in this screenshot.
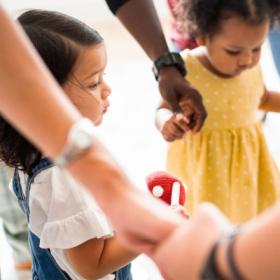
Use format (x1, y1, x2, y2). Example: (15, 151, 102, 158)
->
(170, 122, 185, 138)
(175, 114, 190, 132)
(162, 123, 185, 142)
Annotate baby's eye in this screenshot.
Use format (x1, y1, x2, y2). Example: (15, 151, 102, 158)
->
(253, 47, 261, 53)
(226, 50, 240, 56)
(88, 82, 100, 90)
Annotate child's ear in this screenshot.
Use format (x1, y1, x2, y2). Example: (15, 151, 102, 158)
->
(196, 37, 206, 46)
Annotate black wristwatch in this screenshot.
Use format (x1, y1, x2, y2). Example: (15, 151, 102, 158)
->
(200, 240, 225, 280)
(152, 52, 187, 81)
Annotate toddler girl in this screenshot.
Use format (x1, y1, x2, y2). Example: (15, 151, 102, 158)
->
(156, 0, 280, 224)
(0, 10, 135, 280)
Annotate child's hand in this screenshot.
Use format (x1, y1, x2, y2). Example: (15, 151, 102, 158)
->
(161, 113, 189, 142)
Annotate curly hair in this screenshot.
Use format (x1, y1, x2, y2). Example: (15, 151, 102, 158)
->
(176, 0, 280, 37)
(0, 10, 103, 174)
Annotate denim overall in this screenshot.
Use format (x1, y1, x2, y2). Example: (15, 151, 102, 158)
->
(12, 158, 132, 280)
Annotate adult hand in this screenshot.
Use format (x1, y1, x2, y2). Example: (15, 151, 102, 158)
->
(151, 203, 231, 280)
(105, 188, 186, 253)
(158, 67, 207, 133)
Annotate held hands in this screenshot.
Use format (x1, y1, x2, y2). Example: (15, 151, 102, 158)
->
(160, 111, 189, 142)
(158, 67, 207, 133)
(151, 204, 231, 280)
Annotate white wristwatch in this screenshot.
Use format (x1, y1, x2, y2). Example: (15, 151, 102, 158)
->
(54, 118, 95, 167)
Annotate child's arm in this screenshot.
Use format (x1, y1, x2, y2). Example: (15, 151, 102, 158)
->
(156, 100, 190, 142)
(259, 89, 280, 112)
(65, 236, 137, 279)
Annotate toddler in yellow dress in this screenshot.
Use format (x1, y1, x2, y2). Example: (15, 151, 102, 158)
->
(156, 0, 280, 224)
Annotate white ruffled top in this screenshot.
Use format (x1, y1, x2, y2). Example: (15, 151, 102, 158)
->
(18, 166, 115, 280)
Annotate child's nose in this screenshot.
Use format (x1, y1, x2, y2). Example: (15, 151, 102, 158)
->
(102, 82, 111, 99)
(238, 52, 253, 67)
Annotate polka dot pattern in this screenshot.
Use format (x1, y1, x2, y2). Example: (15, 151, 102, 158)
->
(166, 50, 280, 224)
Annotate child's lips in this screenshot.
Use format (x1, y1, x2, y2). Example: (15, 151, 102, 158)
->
(103, 105, 109, 113)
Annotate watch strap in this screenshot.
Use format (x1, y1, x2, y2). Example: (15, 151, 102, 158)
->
(152, 52, 187, 80)
(200, 238, 225, 280)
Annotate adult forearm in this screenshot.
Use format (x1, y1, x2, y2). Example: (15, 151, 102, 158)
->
(216, 204, 280, 279)
(67, 139, 133, 209)
(237, 204, 280, 279)
(105, 0, 129, 14)
(113, 0, 169, 60)
(0, 6, 80, 157)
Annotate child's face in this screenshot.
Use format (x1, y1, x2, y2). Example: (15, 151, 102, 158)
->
(63, 43, 111, 126)
(197, 17, 269, 77)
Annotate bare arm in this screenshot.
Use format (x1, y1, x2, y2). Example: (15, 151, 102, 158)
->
(259, 88, 280, 112)
(65, 236, 137, 279)
(105, 0, 207, 131)
(107, 0, 169, 61)
(152, 203, 280, 280)
(217, 204, 280, 279)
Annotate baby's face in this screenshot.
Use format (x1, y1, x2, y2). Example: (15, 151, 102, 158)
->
(199, 17, 269, 77)
(63, 43, 111, 126)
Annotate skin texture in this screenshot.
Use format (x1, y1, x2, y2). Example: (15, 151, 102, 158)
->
(152, 203, 280, 280)
(63, 44, 111, 126)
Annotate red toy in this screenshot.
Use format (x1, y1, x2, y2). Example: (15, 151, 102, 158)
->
(146, 171, 186, 206)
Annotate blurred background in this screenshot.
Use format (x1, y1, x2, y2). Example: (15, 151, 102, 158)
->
(1, 1, 280, 279)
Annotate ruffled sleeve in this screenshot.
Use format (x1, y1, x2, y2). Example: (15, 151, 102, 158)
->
(28, 166, 114, 250)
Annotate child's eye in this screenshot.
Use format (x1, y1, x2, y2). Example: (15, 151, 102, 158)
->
(88, 82, 100, 90)
(253, 47, 261, 53)
(226, 50, 240, 56)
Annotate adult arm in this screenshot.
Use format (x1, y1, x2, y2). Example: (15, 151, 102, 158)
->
(152, 203, 280, 280)
(0, 5, 183, 252)
(105, 0, 207, 132)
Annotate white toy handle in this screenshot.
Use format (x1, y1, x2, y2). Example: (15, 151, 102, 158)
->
(171, 181, 180, 206)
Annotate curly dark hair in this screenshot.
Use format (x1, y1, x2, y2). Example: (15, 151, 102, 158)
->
(176, 0, 280, 37)
(0, 10, 103, 174)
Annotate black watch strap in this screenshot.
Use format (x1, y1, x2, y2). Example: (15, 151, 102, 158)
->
(200, 240, 225, 280)
(152, 52, 187, 81)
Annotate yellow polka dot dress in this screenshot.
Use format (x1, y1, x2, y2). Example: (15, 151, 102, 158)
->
(166, 50, 280, 224)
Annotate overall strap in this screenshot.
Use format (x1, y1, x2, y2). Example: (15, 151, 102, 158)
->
(13, 158, 54, 220)
(25, 158, 54, 218)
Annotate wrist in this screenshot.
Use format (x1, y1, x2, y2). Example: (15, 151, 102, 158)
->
(200, 227, 244, 280)
(216, 237, 231, 279)
(216, 227, 245, 280)
(155, 108, 173, 131)
(152, 52, 187, 81)
(157, 66, 183, 81)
